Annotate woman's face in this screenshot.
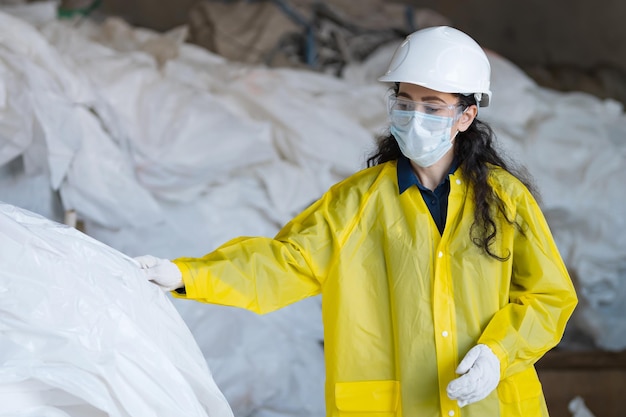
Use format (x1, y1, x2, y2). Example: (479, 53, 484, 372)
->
(397, 83, 477, 134)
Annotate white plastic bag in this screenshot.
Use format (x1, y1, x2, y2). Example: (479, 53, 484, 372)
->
(0, 202, 233, 417)
(569, 396, 596, 417)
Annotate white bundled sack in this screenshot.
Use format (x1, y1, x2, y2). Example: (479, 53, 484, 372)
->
(0, 202, 233, 417)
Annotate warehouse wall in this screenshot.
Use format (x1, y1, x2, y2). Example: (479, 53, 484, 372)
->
(421, 0, 626, 104)
(99, 0, 195, 31)
(99, 0, 626, 103)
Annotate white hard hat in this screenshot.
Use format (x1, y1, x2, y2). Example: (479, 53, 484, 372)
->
(379, 26, 492, 107)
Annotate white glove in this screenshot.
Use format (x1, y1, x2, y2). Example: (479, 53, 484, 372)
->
(134, 255, 184, 291)
(446, 344, 500, 407)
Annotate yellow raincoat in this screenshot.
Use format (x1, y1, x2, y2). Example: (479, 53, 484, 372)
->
(173, 160, 577, 417)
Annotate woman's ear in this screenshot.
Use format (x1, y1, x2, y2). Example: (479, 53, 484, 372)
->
(457, 105, 478, 132)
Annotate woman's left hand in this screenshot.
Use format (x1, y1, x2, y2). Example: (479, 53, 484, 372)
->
(446, 344, 500, 407)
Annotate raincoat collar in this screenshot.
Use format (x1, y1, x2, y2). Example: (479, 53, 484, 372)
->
(397, 156, 460, 194)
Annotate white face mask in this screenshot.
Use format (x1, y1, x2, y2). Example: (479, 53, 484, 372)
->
(390, 109, 458, 167)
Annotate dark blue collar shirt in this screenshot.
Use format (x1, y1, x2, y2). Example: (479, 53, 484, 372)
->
(397, 156, 460, 235)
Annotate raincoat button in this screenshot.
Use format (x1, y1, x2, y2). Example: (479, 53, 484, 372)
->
(448, 411, 455, 416)
(442, 331, 449, 337)
(438, 251, 443, 258)
(456, 179, 461, 185)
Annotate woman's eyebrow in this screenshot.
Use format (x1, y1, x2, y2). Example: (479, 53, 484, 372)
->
(396, 92, 447, 103)
(420, 95, 447, 103)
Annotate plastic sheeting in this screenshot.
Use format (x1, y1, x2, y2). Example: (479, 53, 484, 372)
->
(0, 202, 233, 417)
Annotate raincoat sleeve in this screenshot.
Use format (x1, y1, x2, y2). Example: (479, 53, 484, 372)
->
(477, 185, 578, 378)
(171, 187, 347, 314)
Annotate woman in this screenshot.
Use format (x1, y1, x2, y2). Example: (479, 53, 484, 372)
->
(136, 26, 577, 417)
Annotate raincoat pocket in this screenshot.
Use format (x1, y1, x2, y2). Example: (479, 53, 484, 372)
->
(335, 380, 400, 414)
(497, 367, 545, 416)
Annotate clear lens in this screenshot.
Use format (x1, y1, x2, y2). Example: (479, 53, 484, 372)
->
(387, 95, 461, 126)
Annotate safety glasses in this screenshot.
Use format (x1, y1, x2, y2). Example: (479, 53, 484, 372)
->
(387, 95, 463, 126)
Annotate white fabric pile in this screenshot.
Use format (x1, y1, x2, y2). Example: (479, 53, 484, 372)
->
(0, 202, 233, 417)
(0, 4, 330, 416)
(1, 1, 625, 416)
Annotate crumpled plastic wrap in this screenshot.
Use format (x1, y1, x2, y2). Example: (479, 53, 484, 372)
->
(0, 202, 233, 417)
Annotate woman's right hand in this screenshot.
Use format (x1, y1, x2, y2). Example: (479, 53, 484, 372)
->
(134, 255, 184, 291)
